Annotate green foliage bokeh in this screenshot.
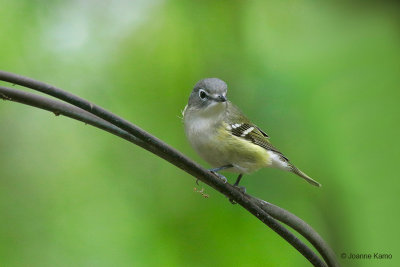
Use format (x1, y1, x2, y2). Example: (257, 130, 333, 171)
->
(1, 1, 399, 266)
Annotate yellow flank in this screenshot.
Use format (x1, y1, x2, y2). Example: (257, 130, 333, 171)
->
(215, 122, 270, 173)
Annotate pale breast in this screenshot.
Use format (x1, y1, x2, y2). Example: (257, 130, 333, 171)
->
(184, 107, 230, 167)
(183, 105, 270, 174)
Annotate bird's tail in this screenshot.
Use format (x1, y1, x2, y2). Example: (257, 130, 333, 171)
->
(290, 165, 321, 187)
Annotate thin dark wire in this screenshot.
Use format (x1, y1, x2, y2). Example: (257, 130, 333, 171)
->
(0, 85, 146, 148)
(254, 198, 338, 267)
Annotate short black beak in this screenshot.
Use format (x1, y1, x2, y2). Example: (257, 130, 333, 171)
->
(216, 95, 227, 102)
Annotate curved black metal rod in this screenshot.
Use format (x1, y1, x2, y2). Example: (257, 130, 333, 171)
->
(253, 198, 338, 267)
(0, 71, 339, 266)
(0, 85, 147, 149)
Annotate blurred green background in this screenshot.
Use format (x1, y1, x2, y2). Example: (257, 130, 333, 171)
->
(1, 0, 399, 266)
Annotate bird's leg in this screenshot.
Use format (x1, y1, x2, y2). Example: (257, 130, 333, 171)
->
(233, 174, 246, 193)
(233, 174, 243, 187)
(209, 164, 233, 173)
(228, 173, 246, 204)
(208, 164, 233, 183)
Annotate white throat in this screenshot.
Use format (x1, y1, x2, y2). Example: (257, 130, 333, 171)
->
(183, 102, 226, 135)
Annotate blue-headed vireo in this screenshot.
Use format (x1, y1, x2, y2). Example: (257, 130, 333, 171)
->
(183, 78, 321, 188)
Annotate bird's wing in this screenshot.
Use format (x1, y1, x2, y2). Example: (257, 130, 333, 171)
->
(228, 122, 289, 161)
(225, 102, 289, 161)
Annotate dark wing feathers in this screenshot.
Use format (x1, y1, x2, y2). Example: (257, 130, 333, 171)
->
(229, 123, 289, 162)
(255, 126, 269, 137)
(225, 102, 289, 161)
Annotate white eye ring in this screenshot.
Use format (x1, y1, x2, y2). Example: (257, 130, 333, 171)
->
(199, 89, 207, 100)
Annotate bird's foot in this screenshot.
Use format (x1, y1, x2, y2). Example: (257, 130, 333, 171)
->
(234, 185, 246, 194)
(229, 185, 246, 205)
(209, 170, 227, 183)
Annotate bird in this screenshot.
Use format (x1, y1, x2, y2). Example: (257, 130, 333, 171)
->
(182, 78, 321, 188)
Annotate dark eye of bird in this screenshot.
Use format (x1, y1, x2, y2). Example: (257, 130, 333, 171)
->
(199, 90, 207, 99)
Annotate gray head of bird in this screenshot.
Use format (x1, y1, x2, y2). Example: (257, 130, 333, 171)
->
(186, 78, 228, 115)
